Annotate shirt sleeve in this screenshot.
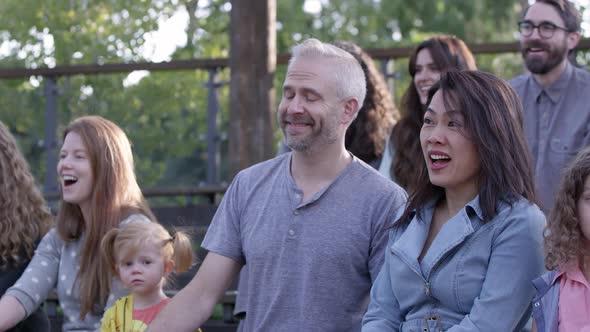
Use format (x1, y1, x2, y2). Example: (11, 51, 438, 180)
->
(100, 306, 114, 332)
(0, 261, 27, 295)
(5, 229, 61, 316)
(368, 191, 406, 282)
(104, 278, 129, 311)
(362, 228, 404, 331)
(100, 296, 129, 332)
(201, 173, 245, 264)
(447, 202, 546, 331)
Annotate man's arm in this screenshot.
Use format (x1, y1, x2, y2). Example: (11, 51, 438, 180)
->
(146, 252, 242, 332)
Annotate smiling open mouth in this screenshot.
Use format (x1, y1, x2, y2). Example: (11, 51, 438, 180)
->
(430, 153, 450, 161)
(63, 175, 78, 186)
(430, 153, 451, 168)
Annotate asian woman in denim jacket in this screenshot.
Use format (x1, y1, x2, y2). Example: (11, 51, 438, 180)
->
(362, 70, 546, 331)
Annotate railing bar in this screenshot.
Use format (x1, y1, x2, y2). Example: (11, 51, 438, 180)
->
(4, 39, 590, 79)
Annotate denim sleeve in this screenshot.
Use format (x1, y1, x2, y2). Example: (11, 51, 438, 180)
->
(447, 203, 545, 332)
(362, 228, 403, 331)
(368, 189, 407, 282)
(5, 229, 61, 316)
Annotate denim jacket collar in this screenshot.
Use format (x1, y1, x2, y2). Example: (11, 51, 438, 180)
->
(532, 270, 560, 296)
(391, 195, 483, 279)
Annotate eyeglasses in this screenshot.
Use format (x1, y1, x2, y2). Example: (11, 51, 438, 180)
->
(518, 20, 570, 39)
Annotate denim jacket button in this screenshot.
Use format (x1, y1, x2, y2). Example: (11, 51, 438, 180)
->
(534, 301, 540, 307)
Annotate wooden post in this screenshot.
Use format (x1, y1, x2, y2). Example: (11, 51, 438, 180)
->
(228, 0, 276, 178)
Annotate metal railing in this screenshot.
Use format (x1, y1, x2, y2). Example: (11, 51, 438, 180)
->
(2, 39, 590, 200)
(0, 59, 229, 195)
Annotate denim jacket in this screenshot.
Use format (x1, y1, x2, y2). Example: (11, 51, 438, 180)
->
(531, 271, 560, 332)
(362, 196, 546, 332)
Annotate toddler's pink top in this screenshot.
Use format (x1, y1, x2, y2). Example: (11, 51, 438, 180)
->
(558, 265, 590, 331)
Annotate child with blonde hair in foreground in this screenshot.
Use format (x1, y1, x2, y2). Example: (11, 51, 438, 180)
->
(100, 222, 200, 332)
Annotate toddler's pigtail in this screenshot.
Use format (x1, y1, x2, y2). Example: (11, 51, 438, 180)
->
(170, 230, 193, 273)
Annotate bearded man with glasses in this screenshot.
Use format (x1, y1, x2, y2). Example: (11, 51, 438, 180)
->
(510, 0, 590, 215)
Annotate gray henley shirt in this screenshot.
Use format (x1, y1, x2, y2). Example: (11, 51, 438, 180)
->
(203, 153, 407, 331)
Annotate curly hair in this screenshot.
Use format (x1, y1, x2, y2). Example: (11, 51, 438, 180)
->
(332, 41, 399, 164)
(0, 121, 51, 269)
(390, 35, 476, 192)
(544, 146, 590, 270)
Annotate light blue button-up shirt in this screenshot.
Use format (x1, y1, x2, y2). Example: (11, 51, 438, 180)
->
(363, 196, 545, 332)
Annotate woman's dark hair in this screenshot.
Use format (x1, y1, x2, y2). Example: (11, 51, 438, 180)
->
(397, 70, 536, 225)
(332, 41, 399, 165)
(390, 35, 476, 192)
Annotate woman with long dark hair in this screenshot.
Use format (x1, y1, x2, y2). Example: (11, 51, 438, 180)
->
(364, 71, 545, 331)
(379, 35, 476, 192)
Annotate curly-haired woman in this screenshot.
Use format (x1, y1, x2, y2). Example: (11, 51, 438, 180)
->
(0, 121, 52, 331)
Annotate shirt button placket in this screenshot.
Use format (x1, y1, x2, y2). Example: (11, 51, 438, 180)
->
(290, 206, 299, 238)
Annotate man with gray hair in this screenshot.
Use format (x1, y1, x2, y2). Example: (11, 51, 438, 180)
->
(146, 38, 406, 331)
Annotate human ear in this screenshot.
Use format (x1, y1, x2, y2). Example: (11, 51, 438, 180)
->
(566, 31, 581, 51)
(164, 260, 175, 275)
(342, 98, 360, 124)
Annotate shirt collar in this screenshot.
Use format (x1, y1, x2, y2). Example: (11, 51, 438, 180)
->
(554, 261, 580, 282)
(286, 151, 358, 206)
(412, 193, 484, 223)
(530, 61, 573, 104)
(554, 269, 566, 284)
(556, 263, 590, 288)
(465, 195, 484, 220)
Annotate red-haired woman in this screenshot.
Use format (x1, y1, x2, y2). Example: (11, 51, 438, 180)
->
(0, 116, 155, 331)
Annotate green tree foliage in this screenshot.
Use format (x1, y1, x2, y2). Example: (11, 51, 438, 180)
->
(0, 0, 585, 192)
(0, 0, 229, 194)
(275, 0, 524, 50)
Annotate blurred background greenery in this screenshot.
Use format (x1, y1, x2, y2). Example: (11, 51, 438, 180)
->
(0, 0, 588, 201)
